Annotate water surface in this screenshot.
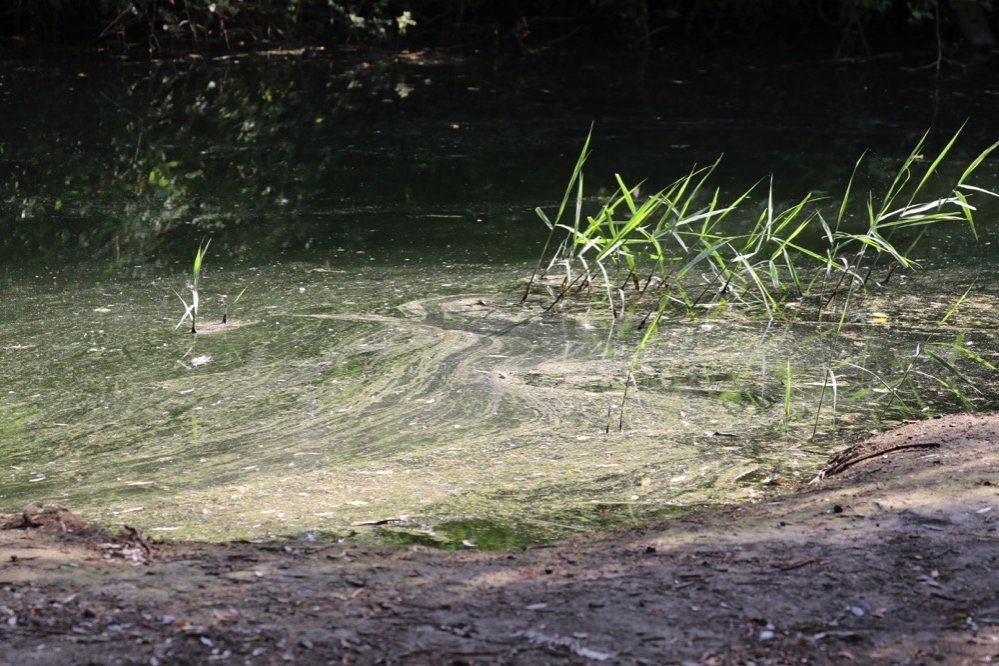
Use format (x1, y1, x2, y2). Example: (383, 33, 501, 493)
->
(2, 50, 998, 546)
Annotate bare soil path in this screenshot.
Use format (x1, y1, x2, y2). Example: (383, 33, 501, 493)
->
(2, 412, 998, 665)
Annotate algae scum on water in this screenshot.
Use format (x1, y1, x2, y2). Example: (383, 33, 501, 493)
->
(0, 262, 791, 546)
(6, 124, 999, 548)
(3, 230, 998, 549)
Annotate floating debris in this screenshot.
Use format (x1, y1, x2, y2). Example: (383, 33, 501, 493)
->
(191, 354, 212, 367)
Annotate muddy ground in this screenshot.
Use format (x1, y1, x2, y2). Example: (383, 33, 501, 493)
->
(2, 412, 998, 665)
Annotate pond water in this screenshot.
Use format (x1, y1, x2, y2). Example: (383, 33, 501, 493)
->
(2, 49, 998, 547)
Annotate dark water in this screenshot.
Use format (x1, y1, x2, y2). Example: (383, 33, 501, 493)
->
(3, 49, 998, 266)
(1, 49, 997, 546)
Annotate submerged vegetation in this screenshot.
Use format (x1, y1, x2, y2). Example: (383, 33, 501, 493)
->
(526, 126, 999, 430)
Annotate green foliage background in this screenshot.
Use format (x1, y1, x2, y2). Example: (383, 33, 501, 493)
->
(1, 1, 995, 52)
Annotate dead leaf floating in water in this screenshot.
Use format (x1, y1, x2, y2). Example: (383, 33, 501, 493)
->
(177, 354, 212, 370)
(191, 354, 212, 367)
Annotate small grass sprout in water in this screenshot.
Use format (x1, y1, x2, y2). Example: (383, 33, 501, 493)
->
(222, 284, 249, 325)
(175, 239, 210, 334)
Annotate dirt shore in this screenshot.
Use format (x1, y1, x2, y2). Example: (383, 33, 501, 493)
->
(2, 412, 998, 665)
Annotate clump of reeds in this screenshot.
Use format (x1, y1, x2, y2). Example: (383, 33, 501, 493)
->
(528, 126, 999, 430)
(528, 125, 997, 328)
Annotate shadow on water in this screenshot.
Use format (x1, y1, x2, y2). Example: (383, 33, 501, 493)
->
(3, 48, 999, 267)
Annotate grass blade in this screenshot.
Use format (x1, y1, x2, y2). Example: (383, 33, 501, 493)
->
(908, 123, 964, 207)
(939, 284, 974, 325)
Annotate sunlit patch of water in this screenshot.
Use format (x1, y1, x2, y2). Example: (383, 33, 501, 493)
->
(2, 257, 996, 547)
